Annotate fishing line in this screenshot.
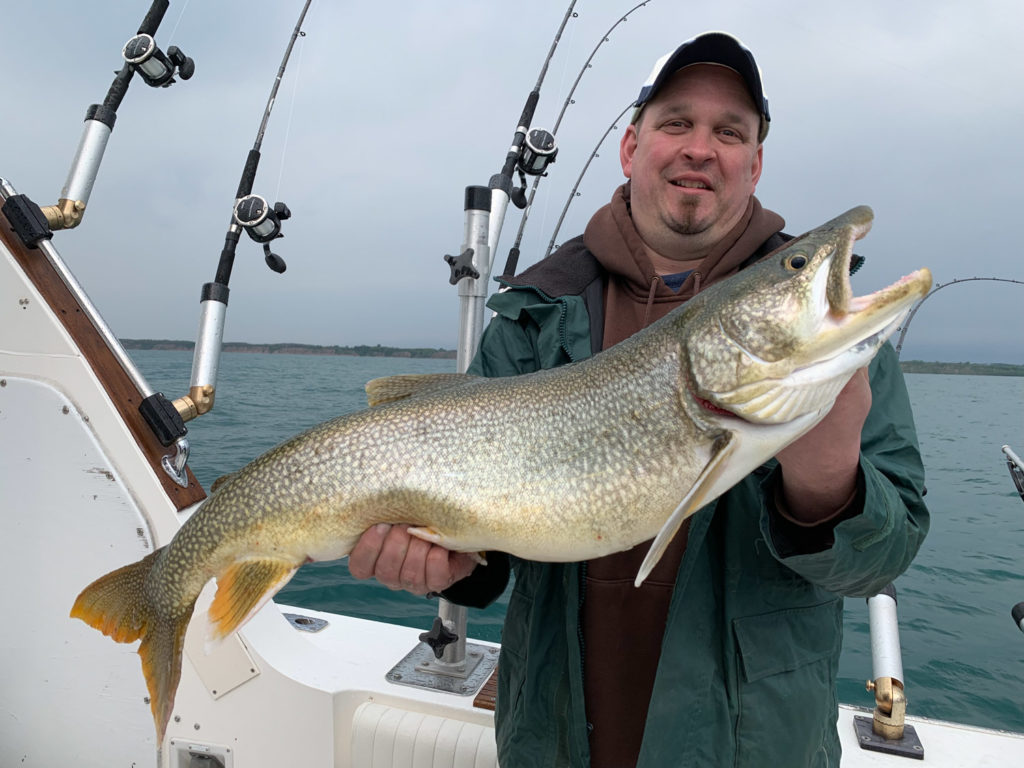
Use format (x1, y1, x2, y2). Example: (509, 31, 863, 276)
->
(165, 0, 192, 44)
(274, 20, 308, 202)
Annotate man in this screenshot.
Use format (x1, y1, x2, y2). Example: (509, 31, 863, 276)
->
(349, 32, 929, 767)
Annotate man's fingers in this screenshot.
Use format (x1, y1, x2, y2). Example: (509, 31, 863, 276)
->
(399, 536, 432, 594)
(348, 523, 478, 596)
(375, 524, 414, 589)
(348, 523, 391, 580)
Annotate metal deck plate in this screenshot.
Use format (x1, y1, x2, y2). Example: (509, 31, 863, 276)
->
(386, 642, 499, 696)
(854, 715, 925, 759)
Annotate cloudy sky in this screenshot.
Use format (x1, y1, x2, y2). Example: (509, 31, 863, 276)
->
(3, 0, 1021, 363)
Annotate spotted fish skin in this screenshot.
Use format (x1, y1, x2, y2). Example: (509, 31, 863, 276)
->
(71, 205, 931, 743)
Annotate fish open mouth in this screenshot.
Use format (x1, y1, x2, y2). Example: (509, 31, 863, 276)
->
(697, 265, 931, 426)
(695, 393, 737, 417)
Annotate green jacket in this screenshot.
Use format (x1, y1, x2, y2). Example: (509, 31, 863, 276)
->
(460, 243, 929, 767)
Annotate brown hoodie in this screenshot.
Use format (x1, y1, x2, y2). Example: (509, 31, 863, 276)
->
(580, 183, 785, 767)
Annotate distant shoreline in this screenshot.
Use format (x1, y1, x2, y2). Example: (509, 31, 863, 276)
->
(120, 339, 456, 360)
(121, 340, 1022, 374)
(898, 360, 1024, 377)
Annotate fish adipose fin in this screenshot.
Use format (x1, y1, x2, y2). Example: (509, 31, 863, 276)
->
(365, 373, 480, 407)
(209, 557, 298, 639)
(71, 548, 192, 744)
(636, 434, 737, 587)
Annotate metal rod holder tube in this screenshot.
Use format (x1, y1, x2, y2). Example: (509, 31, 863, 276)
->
(868, 587, 905, 684)
(455, 196, 492, 369)
(191, 288, 229, 391)
(438, 602, 468, 665)
(60, 119, 113, 207)
(485, 188, 510, 269)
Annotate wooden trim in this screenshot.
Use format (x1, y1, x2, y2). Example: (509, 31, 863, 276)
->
(473, 665, 498, 711)
(1, 214, 207, 510)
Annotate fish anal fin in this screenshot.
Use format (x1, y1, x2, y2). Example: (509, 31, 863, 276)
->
(636, 434, 736, 587)
(365, 373, 480, 407)
(209, 558, 298, 640)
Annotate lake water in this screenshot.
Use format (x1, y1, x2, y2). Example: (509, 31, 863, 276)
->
(130, 349, 1024, 733)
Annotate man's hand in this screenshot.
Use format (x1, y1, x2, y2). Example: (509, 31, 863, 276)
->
(775, 367, 871, 522)
(348, 523, 478, 595)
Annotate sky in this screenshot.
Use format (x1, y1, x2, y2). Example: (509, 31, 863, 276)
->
(2, 0, 1022, 363)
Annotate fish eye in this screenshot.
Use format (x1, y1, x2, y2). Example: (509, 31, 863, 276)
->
(784, 253, 808, 271)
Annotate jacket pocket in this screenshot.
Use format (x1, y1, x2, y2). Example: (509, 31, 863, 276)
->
(732, 600, 842, 768)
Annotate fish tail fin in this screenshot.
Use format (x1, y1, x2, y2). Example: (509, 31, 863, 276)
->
(71, 548, 195, 743)
(208, 557, 298, 639)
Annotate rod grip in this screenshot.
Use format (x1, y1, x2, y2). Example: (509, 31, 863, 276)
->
(137, 0, 170, 35)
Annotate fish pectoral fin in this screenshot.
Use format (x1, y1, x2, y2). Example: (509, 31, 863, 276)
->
(635, 434, 737, 587)
(407, 526, 487, 565)
(209, 557, 298, 640)
(364, 373, 481, 407)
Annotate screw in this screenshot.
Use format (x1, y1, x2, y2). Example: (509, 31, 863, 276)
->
(194, 723, 200, 731)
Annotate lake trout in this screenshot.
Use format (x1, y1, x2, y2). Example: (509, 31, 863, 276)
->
(72, 205, 931, 742)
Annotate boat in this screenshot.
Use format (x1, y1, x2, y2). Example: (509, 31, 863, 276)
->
(3, 3, 1022, 766)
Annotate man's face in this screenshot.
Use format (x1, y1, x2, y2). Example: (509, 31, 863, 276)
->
(620, 64, 763, 257)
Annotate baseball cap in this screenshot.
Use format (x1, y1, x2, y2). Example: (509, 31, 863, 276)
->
(632, 32, 770, 142)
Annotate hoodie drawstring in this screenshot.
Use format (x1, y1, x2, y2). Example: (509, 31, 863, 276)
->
(642, 275, 659, 329)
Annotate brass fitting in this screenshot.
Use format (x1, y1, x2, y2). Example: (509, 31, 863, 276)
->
(39, 198, 86, 230)
(172, 385, 216, 423)
(866, 676, 906, 740)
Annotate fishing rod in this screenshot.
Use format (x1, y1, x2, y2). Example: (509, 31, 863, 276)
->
(2, 0, 193, 246)
(544, 100, 632, 257)
(894, 277, 1024, 357)
(154, 0, 313, 486)
(428, 0, 577, 679)
(503, 0, 654, 277)
(444, 1, 575, 365)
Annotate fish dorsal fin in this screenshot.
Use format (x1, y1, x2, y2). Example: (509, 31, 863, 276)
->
(636, 433, 737, 587)
(365, 373, 480, 407)
(210, 472, 237, 494)
(209, 557, 298, 639)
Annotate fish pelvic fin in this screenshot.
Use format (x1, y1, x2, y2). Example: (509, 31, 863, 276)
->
(365, 373, 480, 407)
(209, 557, 298, 640)
(70, 547, 193, 744)
(635, 434, 737, 587)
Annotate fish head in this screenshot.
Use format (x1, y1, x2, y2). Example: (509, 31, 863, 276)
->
(683, 205, 931, 425)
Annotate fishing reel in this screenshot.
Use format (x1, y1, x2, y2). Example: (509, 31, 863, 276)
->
(233, 194, 290, 273)
(510, 128, 557, 209)
(122, 33, 195, 87)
